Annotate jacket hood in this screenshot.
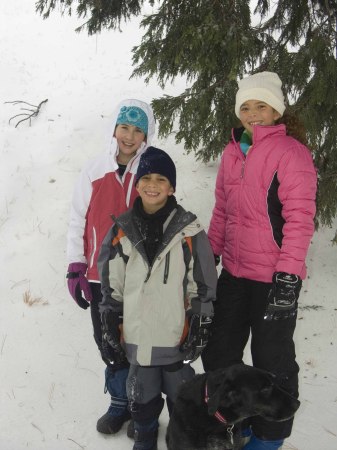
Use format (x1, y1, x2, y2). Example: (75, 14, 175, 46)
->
(107, 99, 156, 163)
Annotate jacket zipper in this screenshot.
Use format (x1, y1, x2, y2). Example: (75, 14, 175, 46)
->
(163, 252, 170, 284)
(240, 160, 246, 178)
(235, 150, 248, 274)
(144, 252, 171, 284)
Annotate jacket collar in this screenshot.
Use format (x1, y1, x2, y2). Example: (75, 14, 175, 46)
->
(114, 205, 198, 265)
(232, 123, 286, 145)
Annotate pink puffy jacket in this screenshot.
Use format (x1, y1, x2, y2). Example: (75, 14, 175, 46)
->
(208, 124, 317, 283)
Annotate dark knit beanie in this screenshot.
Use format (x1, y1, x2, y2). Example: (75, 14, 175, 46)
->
(135, 146, 176, 190)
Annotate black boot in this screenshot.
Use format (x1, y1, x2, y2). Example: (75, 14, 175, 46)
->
(133, 418, 159, 450)
(127, 419, 135, 439)
(128, 419, 162, 440)
(131, 395, 164, 449)
(96, 408, 131, 434)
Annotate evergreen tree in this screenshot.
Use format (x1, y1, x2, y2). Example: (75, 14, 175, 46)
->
(36, 0, 337, 233)
(36, 0, 155, 33)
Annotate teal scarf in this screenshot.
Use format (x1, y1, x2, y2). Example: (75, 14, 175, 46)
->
(240, 130, 252, 155)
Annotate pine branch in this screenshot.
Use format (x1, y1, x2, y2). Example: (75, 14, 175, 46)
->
(34, 0, 337, 230)
(5, 99, 48, 128)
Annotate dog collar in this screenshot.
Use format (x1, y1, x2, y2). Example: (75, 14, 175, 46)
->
(204, 382, 228, 425)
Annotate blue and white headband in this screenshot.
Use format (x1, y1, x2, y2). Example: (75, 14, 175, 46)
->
(116, 106, 148, 136)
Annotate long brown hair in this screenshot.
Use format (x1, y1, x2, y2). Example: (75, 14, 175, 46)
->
(276, 111, 308, 146)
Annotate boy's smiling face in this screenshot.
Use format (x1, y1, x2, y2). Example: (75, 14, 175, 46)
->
(239, 100, 281, 134)
(136, 173, 174, 214)
(115, 124, 145, 164)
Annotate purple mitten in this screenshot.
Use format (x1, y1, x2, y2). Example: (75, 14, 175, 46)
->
(66, 262, 93, 309)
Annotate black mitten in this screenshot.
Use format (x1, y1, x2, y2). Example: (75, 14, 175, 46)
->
(180, 314, 212, 363)
(264, 272, 302, 321)
(101, 310, 128, 366)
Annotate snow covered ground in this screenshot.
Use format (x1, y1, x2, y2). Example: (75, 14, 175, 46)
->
(1, 1, 336, 449)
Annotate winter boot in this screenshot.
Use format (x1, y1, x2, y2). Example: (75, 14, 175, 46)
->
(96, 367, 130, 434)
(127, 419, 135, 439)
(96, 408, 131, 434)
(133, 418, 159, 450)
(130, 394, 167, 440)
(242, 434, 284, 450)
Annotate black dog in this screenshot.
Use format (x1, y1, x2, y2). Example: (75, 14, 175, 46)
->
(166, 364, 300, 450)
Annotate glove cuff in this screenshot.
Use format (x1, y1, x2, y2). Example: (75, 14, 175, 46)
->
(273, 272, 301, 284)
(67, 262, 88, 277)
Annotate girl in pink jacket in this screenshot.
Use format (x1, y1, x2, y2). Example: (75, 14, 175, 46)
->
(202, 72, 317, 450)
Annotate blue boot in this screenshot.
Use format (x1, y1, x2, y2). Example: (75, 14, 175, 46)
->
(242, 434, 284, 449)
(96, 367, 130, 434)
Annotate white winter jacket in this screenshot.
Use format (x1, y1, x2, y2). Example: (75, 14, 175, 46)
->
(66, 99, 155, 281)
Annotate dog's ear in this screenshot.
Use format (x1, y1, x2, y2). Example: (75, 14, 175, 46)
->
(206, 369, 229, 414)
(207, 379, 233, 415)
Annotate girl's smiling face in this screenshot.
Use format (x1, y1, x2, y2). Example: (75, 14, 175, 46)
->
(115, 124, 146, 164)
(239, 100, 281, 134)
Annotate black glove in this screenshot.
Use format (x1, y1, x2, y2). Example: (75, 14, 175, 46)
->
(264, 272, 302, 321)
(101, 310, 128, 367)
(180, 314, 212, 363)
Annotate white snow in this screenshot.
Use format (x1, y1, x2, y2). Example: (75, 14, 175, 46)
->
(1, 1, 336, 449)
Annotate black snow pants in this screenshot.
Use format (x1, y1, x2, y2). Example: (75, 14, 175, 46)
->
(202, 269, 299, 441)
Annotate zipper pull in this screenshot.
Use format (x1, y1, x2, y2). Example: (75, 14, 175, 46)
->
(241, 160, 246, 178)
(144, 268, 151, 282)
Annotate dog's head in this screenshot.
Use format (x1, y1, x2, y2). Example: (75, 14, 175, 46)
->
(206, 364, 300, 424)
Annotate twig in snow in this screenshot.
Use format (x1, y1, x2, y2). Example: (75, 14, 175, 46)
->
(5, 99, 48, 128)
(323, 426, 337, 437)
(67, 437, 86, 449)
(31, 422, 45, 441)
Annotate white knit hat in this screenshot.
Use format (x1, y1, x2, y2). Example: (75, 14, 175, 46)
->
(235, 71, 286, 118)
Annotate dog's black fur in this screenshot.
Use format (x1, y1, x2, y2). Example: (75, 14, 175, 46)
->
(166, 364, 300, 450)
